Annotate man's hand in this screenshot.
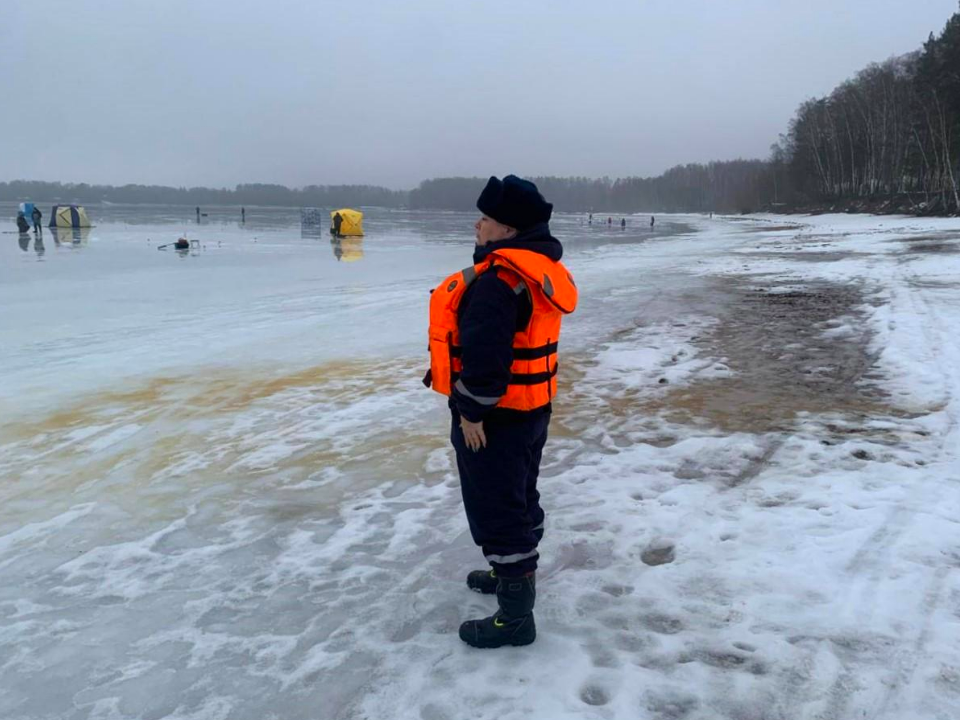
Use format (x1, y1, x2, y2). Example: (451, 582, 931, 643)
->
(460, 417, 487, 452)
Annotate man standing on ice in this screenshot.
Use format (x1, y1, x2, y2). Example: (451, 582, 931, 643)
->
(424, 175, 577, 648)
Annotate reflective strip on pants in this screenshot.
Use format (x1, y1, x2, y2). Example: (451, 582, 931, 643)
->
(484, 548, 539, 565)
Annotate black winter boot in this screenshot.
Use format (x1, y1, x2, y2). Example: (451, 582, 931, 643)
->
(466, 568, 498, 594)
(459, 573, 536, 648)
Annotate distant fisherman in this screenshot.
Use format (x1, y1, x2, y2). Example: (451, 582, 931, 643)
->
(650, 215, 655, 228)
(31, 206, 42, 234)
(424, 175, 577, 648)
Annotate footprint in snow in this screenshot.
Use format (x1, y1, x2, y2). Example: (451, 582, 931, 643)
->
(579, 684, 611, 706)
(641, 542, 676, 566)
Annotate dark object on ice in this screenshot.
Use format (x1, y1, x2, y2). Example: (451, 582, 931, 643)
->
(157, 237, 194, 251)
(31, 206, 42, 234)
(241, 206, 245, 223)
(851, 449, 872, 460)
(621, 218, 626, 229)
(607, 217, 612, 225)
(331, 212, 342, 237)
(196, 206, 200, 223)
(658, 378, 668, 385)
(651, 215, 656, 227)
(467, 568, 498, 594)
(16, 213, 30, 233)
(459, 573, 536, 648)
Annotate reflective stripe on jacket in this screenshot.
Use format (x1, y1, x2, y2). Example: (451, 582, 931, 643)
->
(426, 248, 577, 412)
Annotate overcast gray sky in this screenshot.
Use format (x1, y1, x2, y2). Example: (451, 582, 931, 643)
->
(2, 0, 958, 189)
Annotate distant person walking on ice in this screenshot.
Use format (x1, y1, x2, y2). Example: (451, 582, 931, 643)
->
(424, 175, 577, 648)
(620, 218, 626, 229)
(196, 206, 201, 223)
(241, 207, 245, 223)
(31, 206, 42, 234)
(650, 215, 655, 228)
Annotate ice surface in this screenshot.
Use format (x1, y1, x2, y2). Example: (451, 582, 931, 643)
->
(2, 206, 960, 719)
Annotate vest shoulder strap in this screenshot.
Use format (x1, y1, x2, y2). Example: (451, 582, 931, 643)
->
(487, 260, 529, 298)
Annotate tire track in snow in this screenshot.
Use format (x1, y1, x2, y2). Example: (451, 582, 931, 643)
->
(864, 264, 960, 718)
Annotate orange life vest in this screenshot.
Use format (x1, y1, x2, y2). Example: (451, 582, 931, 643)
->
(426, 248, 577, 412)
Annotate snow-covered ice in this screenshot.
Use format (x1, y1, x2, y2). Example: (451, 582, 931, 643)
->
(2, 206, 960, 719)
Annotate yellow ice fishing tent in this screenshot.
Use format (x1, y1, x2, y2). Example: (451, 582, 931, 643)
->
(330, 209, 363, 237)
(49, 205, 91, 228)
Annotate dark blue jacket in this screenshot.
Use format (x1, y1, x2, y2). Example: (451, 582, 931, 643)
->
(451, 222, 563, 423)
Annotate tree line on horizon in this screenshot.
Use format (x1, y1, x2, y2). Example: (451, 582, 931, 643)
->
(0, 181, 405, 210)
(3, 5, 958, 217)
(0, 166, 776, 214)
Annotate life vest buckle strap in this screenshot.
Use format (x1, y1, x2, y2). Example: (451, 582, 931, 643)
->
(508, 363, 558, 386)
(512, 341, 558, 360)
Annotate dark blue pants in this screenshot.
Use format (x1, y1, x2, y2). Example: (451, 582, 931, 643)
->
(451, 410, 549, 577)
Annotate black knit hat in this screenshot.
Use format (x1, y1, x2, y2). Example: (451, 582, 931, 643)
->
(476, 175, 553, 231)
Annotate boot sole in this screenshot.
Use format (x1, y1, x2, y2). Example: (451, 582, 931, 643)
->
(465, 636, 536, 649)
(461, 632, 537, 649)
(467, 585, 497, 595)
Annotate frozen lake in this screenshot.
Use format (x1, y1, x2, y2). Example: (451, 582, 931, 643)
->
(3, 206, 960, 719)
(1, 205, 682, 410)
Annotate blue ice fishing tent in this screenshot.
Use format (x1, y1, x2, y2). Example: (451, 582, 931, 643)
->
(18, 202, 35, 218)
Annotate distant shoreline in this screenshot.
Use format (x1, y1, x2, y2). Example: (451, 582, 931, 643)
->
(763, 192, 960, 219)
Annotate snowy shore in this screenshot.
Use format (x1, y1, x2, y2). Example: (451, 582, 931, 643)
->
(2, 212, 960, 720)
